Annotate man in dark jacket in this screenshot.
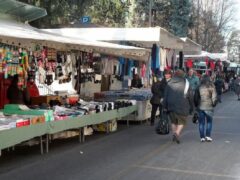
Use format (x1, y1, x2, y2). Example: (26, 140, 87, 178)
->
(163, 70, 193, 144)
(131, 74, 143, 88)
(214, 75, 224, 103)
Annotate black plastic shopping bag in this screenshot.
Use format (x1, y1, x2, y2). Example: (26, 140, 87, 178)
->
(155, 111, 170, 135)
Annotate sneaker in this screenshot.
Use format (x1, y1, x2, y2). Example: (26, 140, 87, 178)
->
(205, 137, 212, 142)
(200, 138, 205, 142)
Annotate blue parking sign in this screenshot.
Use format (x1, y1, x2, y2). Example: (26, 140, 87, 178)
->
(81, 16, 91, 24)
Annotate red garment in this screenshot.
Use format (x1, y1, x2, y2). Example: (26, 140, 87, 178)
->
(27, 82, 39, 97)
(141, 63, 146, 78)
(210, 61, 215, 70)
(185, 59, 193, 68)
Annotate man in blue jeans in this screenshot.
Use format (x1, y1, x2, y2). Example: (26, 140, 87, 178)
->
(194, 75, 217, 142)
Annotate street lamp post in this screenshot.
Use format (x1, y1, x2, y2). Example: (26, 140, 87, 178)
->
(149, 0, 153, 27)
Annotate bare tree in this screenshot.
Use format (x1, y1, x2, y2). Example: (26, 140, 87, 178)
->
(189, 0, 236, 52)
(228, 31, 240, 63)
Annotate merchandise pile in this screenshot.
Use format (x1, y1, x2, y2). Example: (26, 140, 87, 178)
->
(96, 89, 152, 101)
(0, 99, 136, 131)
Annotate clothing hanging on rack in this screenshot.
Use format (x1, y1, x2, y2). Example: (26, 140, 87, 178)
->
(141, 63, 146, 78)
(155, 46, 160, 69)
(160, 48, 167, 71)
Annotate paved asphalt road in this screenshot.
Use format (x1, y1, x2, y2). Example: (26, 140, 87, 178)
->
(0, 92, 240, 180)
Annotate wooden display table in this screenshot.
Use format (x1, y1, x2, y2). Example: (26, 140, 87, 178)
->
(31, 95, 60, 105)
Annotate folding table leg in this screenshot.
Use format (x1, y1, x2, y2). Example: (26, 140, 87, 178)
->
(81, 127, 85, 143)
(40, 136, 43, 155)
(79, 128, 82, 143)
(106, 121, 110, 134)
(46, 134, 49, 153)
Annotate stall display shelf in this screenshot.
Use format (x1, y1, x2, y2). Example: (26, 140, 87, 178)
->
(0, 123, 46, 155)
(122, 100, 159, 122)
(0, 105, 137, 155)
(48, 105, 137, 134)
(95, 89, 155, 121)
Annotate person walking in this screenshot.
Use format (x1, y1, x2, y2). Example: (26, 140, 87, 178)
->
(194, 75, 217, 142)
(214, 75, 224, 103)
(186, 68, 200, 92)
(150, 70, 172, 126)
(163, 70, 193, 144)
(234, 75, 240, 100)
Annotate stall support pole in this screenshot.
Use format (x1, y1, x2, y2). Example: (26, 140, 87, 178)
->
(40, 136, 43, 155)
(179, 51, 184, 69)
(0, 150, 1, 156)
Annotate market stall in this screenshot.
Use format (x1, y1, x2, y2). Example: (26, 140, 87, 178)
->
(0, 1, 154, 155)
(183, 51, 228, 75)
(43, 27, 187, 121)
(0, 104, 137, 155)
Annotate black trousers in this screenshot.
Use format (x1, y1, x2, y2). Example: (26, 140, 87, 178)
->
(151, 104, 162, 124)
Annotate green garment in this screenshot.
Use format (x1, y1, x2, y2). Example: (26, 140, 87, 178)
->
(187, 75, 200, 91)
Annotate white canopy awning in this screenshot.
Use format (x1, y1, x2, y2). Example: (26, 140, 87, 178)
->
(180, 37, 202, 55)
(43, 27, 184, 50)
(229, 62, 239, 68)
(183, 51, 228, 62)
(0, 19, 150, 61)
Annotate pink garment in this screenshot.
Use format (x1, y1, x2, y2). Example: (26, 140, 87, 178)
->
(141, 63, 146, 78)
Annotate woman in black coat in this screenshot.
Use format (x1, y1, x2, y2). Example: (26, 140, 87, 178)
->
(150, 70, 171, 126)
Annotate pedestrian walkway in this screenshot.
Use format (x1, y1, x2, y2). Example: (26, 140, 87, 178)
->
(0, 92, 240, 180)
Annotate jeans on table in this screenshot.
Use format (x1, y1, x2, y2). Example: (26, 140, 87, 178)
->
(198, 110, 213, 138)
